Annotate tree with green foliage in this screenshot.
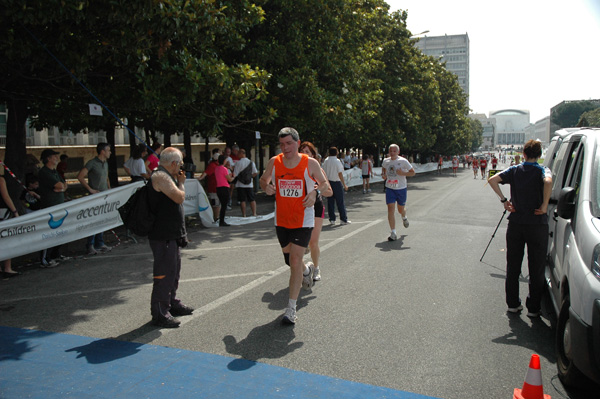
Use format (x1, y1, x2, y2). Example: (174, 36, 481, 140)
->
(577, 107, 600, 127)
(1, 0, 272, 197)
(551, 100, 600, 128)
(466, 118, 484, 152)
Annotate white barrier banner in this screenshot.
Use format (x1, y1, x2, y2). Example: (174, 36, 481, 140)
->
(343, 162, 450, 188)
(0, 163, 446, 260)
(0, 184, 136, 262)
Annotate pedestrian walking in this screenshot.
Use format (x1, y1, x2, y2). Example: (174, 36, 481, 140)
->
(488, 139, 552, 317)
(260, 128, 330, 324)
(322, 147, 350, 225)
(147, 147, 194, 328)
(472, 158, 479, 179)
(382, 144, 415, 241)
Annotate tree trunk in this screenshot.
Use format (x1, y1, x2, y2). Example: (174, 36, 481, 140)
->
(105, 123, 119, 188)
(163, 132, 171, 148)
(204, 136, 210, 170)
(183, 128, 192, 162)
(4, 99, 29, 211)
(128, 124, 137, 156)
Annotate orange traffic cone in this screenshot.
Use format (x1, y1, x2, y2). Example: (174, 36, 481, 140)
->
(513, 354, 551, 399)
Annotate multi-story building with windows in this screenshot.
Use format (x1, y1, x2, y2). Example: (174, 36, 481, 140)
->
(414, 33, 470, 105)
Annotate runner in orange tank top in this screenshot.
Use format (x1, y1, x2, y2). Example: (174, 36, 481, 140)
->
(260, 127, 332, 324)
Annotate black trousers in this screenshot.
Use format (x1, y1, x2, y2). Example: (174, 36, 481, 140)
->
(149, 239, 182, 318)
(216, 186, 230, 224)
(505, 222, 548, 312)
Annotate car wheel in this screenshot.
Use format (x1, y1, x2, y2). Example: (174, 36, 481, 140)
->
(556, 297, 584, 386)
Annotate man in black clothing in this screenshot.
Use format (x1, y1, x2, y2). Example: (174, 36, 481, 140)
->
(147, 147, 194, 328)
(38, 149, 68, 268)
(488, 140, 552, 317)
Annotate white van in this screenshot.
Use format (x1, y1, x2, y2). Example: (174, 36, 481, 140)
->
(543, 128, 600, 386)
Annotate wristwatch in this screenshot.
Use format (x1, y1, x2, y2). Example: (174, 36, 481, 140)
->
(500, 198, 508, 203)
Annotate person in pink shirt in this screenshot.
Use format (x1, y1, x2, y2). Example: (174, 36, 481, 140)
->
(215, 154, 233, 226)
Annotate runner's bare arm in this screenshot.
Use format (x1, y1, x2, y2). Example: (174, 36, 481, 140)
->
(309, 158, 332, 197)
(259, 157, 276, 195)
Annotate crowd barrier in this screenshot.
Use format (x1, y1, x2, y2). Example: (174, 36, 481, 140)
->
(0, 161, 447, 261)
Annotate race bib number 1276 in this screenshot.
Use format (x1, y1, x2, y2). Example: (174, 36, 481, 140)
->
(279, 179, 303, 197)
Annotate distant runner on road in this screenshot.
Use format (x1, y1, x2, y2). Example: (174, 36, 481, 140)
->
(381, 144, 415, 242)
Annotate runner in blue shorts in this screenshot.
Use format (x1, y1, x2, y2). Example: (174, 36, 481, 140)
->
(381, 144, 415, 241)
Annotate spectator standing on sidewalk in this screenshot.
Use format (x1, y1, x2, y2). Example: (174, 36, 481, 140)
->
(260, 128, 331, 324)
(38, 148, 68, 267)
(322, 147, 350, 225)
(382, 144, 415, 241)
(0, 165, 21, 277)
(215, 154, 233, 226)
(198, 148, 221, 222)
(145, 142, 162, 172)
(147, 147, 194, 328)
(57, 154, 68, 181)
(77, 143, 112, 255)
(124, 143, 150, 182)
(487, 139, 552, 317)
(232, 149, 258, 217)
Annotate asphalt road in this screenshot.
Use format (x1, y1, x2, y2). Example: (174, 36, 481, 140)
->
(2, 164, 599, 398)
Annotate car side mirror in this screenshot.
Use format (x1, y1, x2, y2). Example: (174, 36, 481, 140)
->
(557, 187, 576, 219)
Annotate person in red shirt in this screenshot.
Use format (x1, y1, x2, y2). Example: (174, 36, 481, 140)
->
(491, 156, 498, 169)
(479, 157, 488, 180)
(472, 158, 478, 179)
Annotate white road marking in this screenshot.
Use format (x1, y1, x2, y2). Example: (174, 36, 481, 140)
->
(140, 219, 383, 338)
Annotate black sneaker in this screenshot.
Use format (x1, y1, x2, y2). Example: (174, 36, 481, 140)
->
(170, 304, 194, 316)
(152, 315, 181, 328)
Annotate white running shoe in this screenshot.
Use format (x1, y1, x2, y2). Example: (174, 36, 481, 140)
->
(507, 305, 523, 313)
(302, 262, 315, 290)
(282, 307, 297, 324)
(403, 218, 409, 228)
(313, 267, 321, 281)
(388, 232, 397, 241)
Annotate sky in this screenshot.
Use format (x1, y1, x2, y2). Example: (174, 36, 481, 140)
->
(386, 0, 600, 123)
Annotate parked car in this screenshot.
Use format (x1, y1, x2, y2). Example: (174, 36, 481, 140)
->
(543, 127, 600, 386)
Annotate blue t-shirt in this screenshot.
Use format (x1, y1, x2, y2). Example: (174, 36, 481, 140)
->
(499, 162, 551, 224)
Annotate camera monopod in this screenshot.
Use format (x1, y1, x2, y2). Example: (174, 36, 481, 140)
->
(480, 209, 507, 262)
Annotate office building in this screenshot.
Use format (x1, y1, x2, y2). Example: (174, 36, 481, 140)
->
(414, 33, 470, 105)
